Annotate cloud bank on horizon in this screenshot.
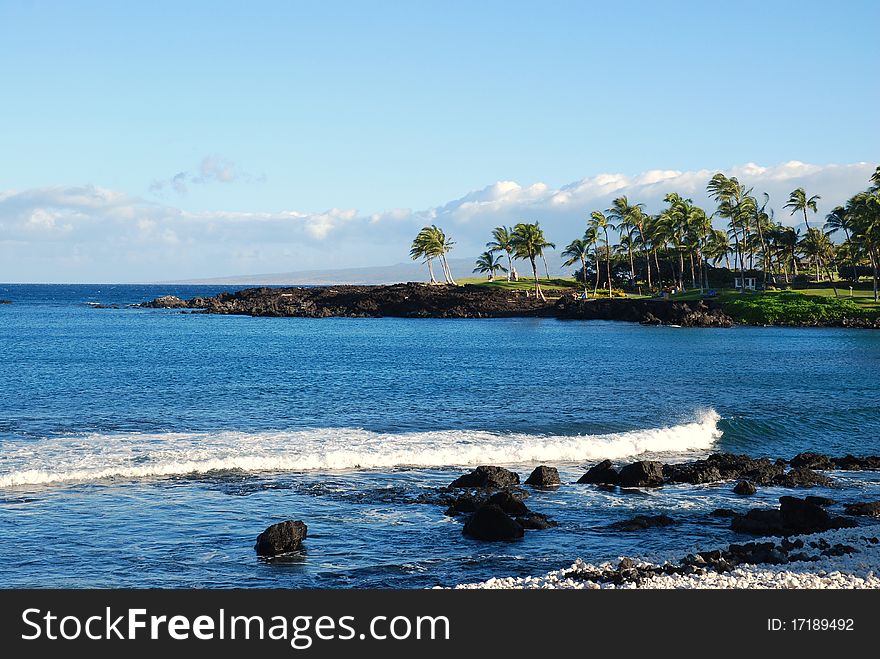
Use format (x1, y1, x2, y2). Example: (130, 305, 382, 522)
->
(0, 160, 875, 283)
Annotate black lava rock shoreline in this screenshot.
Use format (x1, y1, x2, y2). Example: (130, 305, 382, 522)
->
(140, 283, 734, 326)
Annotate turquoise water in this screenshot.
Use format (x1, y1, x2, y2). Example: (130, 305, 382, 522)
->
(1, 284, 879, 587)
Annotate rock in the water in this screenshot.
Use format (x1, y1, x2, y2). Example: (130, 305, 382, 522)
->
(731, 496, 856, 536)
(577, 459, 619, 485)
(618, 461, 664, 488)
(832, 455, 880, 471)
(805, 495, 835, 507)
(462, 504, 524, 541)
(844, 501, 880, 518)
(524, 465, 560, 488)
(710, 508, 738, 518)
(449, 465, 520, 489)
(790, 452, 834, 470)
(515, 512, 558, 530)
(141, 295, 188, 309)
(773, 467, 833, 488)
(255, 520, 308, 557)
(487, 491, 530, 516)
(444, 494, 482, 516)
(733, 480, 757, 495)
(611, 514, 675, 531)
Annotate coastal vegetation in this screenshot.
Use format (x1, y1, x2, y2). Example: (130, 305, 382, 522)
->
(410, 166, 880, 323)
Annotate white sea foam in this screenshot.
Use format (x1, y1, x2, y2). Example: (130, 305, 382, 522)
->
(0, 409, 721, 488)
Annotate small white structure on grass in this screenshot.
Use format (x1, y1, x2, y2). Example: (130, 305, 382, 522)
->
(734, 277, 756, 291)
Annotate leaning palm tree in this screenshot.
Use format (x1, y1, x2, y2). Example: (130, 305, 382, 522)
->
(473, 251, 507, 281)
(561, 237, 591, 295)
(486, 225, 517, 281)
(588, 211, 614, 297)
(510, 222, 553, 301)
(410, 225, 456, 284)
(607, 196, 646, 282)
(410, 227, 438, 283)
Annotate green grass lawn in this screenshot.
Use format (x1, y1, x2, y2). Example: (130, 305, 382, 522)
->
(459, 276, 581, 294)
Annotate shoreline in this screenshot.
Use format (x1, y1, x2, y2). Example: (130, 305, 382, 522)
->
(139, 283, 880, 329)
(452, 525, 880, 589)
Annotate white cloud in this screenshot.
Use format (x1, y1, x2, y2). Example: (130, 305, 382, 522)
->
(0, 161, 875, 282)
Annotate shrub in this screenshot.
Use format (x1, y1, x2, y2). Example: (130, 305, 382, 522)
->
(722, 292, 866, 324)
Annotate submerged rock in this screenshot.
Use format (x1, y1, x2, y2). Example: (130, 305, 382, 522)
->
(611, 514, 675, 531)
(618, 461, 664, 488)
(577, 459, 619, 485)
(790, 452, 834, 470)
(449, 465, 520, 489)
(487, 491, 530, 516)
(844, 501, 880, 518)
(141, 295, 188, 309)
(462, 504, 525, 541)
(524, 465, 560, 488)
(255, 520, 308, 557)
(731, 496, 856, 536)
(733, 480, 757, 495)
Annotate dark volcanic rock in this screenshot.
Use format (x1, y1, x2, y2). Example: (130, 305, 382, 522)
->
(577, 459, 619, 485)
(711, 508, 739, 518)
(618, 461, 664, 488)
(524, 465, 560, 488)
(790, 452, 834, 470)
(832, 455, 880, 471)
(554, 296, 733, 327)
(141, 295, 188, 309)
(805, 495, 835, 507)
(611, 514, 675, 531)
(732, 497, 857, 536)
(462, 504, 524, 541)
(449, 465, 520, 489)
(0, 299, 11, 304)
(733, 480, 757, 495)
(444, 494, 482, 516)
(774, 467, 833, 488)
(487, 491, 530, 516)
(844, 501, 880, 518)
(255, 520, 308, 557)
(144, 283, 553, 319)
(515, 512, 558, 530)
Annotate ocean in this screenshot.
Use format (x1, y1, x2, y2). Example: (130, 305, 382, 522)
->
(1, 283, 879, 588)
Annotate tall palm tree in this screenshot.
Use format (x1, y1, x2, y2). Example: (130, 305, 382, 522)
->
(486, 226, 517, 281)
(561, 237, 591, 295)
(825, 205, 857, 281)
(784, 187, 821, 230)
(708, 173, 752, 293)
(704, 228, 730, 270)
(846, 187, 880, 301)
(588, 211, 614, 297)
(510, 222, 553, 301)
(606, 196, 645, 282)
(800, 228, 837, 285)
(473, 251, 507, 281)
(584, 226, 601, 296)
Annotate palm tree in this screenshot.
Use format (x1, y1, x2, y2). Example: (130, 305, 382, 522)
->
(410, 227, 438, 283)
(708, 173, 752, 293)
(825, 205, 858, 281)
(846, 187, 880, 301)
(410, 225, 456, 284)
(487, 226, 517, 281)
(473, 251, 507, 281)
(704, 228, 730, 270)
(561, 237, 591, 295)
(775, 226, 801, 281)
(588, 211, 614, 297)
(800, 228, 837, 285)
(584, 226, 601, 296)
(606, 196, 645, 282)
(784, 187, 821, 230)
(510, 222, 553, 301)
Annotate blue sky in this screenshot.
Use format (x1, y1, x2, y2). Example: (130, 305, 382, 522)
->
(1, 0, 878, 281)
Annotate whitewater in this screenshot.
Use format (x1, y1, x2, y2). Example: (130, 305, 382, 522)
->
(0, 410, 721, 488)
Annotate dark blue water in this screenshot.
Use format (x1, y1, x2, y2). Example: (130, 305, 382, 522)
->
(1, 284, 879, 588)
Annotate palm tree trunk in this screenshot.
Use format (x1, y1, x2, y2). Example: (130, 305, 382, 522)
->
(604, 229, 612, 297)
(580, 255, 588, 295)
(653, 250, 661, 285)
(530, 256, 545, 301)
(593, 252, 600, 297)
(541, 253, 551, 280)
(871, 250, 879, 302)
(689, 251, 696, 289)
(628, 242, 635, 281)
(427, 258, 437, 284)
(506, 251, 513, 282)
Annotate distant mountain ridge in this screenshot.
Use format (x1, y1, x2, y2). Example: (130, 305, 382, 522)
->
(167, 255, 570, 285)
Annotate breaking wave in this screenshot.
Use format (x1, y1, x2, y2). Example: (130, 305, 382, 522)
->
(0, 410, 721, 488)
